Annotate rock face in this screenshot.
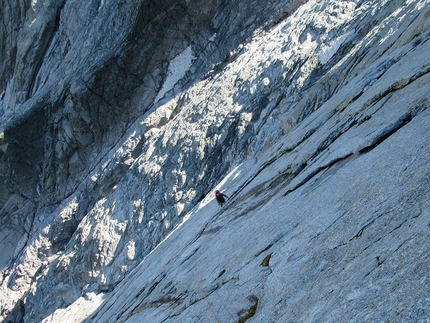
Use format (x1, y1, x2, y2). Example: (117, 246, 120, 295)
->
(0, 0, 429, 322)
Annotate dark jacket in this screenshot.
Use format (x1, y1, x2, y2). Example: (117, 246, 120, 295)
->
(215, 190, 229, 206)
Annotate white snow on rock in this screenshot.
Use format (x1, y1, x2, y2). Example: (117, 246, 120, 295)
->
(155, 46, 196, 102)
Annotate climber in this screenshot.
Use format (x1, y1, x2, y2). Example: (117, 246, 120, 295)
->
(215, 190, 229, 207)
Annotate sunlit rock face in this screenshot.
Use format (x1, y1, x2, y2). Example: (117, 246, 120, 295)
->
(1, 0, 429, 322)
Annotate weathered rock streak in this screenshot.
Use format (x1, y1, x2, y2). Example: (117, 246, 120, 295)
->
(0, 0, 429, 322)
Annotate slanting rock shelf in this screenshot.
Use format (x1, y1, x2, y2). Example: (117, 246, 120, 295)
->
(1, 0, 429, 322)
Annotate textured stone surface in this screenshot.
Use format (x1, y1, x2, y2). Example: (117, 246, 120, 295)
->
(0, 0, 429, 322)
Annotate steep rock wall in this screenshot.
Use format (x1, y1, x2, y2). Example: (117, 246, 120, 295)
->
(0, 0, 429, 322)
(1, 0, 306, 321)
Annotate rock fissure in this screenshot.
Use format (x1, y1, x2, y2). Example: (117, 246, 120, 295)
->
(30, 1, 68, 97)
(358, 112, 413, 154)
(1, 0, 430, 322)
(288, 105, 420, 197)
(130, 294, 184, 315)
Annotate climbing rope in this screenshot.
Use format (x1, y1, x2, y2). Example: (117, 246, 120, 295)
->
(194, 248, 221, 323)
(213, 283, 236, 322)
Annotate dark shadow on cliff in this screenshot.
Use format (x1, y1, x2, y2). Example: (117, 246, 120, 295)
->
(2, 298, 25, 323)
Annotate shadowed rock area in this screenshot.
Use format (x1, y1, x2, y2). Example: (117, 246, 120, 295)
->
(1, 0, 429, 322)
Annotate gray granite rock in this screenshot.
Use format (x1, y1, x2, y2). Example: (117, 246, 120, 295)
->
(0, 0, 429, 322)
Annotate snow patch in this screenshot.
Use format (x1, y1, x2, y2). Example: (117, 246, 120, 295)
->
(155, 46, 195, 102)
